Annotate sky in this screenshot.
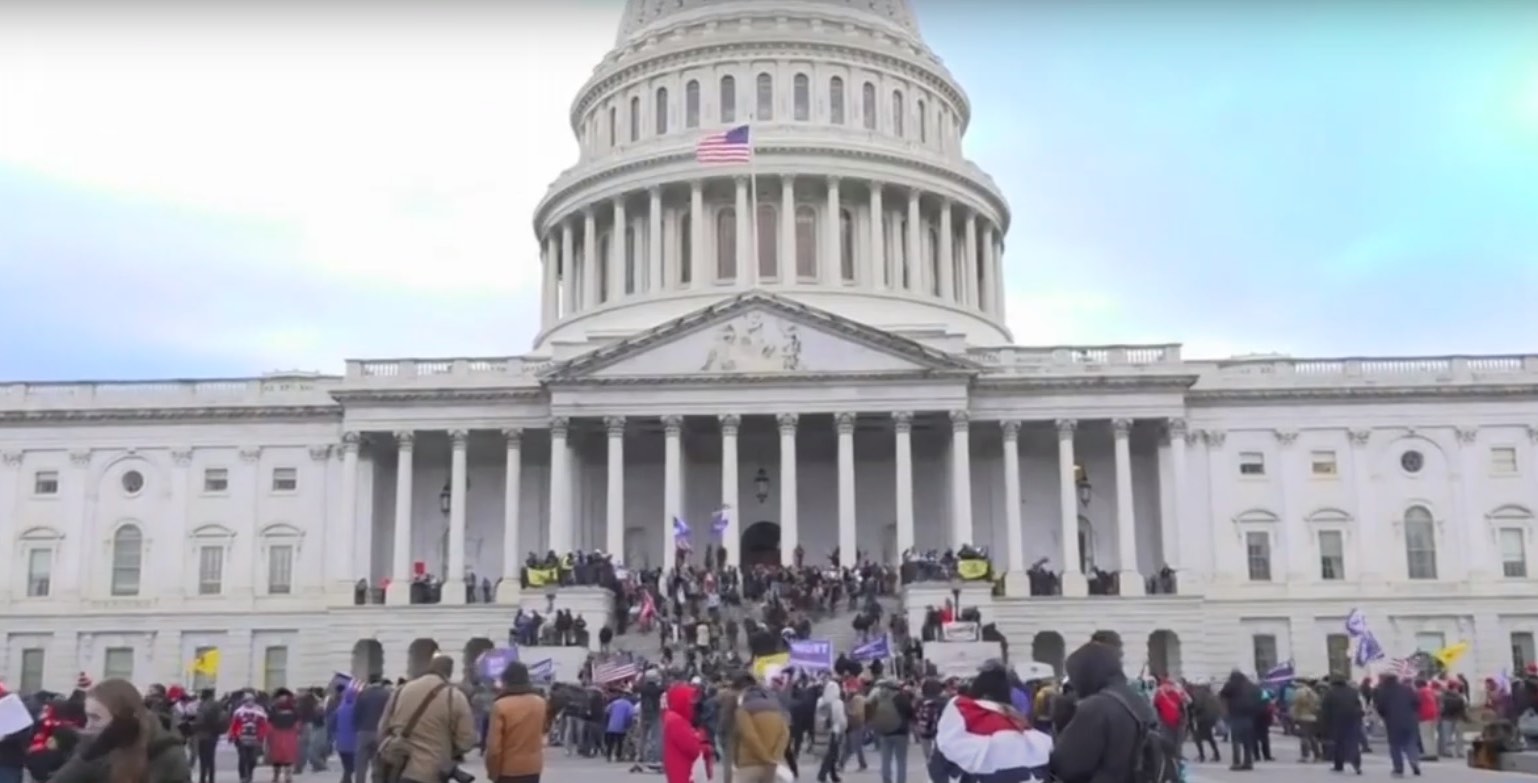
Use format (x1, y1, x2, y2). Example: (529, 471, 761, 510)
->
(1, 0, 1535, 381)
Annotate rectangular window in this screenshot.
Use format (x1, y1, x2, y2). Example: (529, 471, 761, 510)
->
(103, 647, 134, 681)
(191, 646, 218, 692)
(1319, 530, 1346, 580)
(26, 548, 51, 597)
(1252, 634, 1278, 676)
(1414, 631, 1446, 655)
(203, 468, 229, 493)
(1492, 446, 1519, 475)
(1513, 632, 1536, 673)
(264, 646, 289, 691)
(34, 470, 59, 495)
(1326, 633, 1351, 677)
(20, 649, 45, 693)
(1246, 531, 1272, 581)
(1238, 452, 1266, 476)
(1500, 528, 1527, 578)
(198, 546, 224, 595)
(271, 467, 298, 492)
(268, 545, 294, 595)
(1310, 450, 1338, 476)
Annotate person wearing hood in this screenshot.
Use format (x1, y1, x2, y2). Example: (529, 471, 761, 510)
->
(732, 680, 789, 783)
(1316, 675, 1363, 775)
(1372, 674, 1421, 777)
(816, 679, 848, 783)
(1218, 671, 1262, 771)
(50, 678, 191, 783)
(1047, 642, 1152, 783)
(328, 686, 360, 783)
(486, 662, 547, 783)
(929, 664, 1052, 783)
(664, 684, 706, 783)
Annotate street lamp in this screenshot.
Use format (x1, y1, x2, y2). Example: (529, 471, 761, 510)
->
(439, 483, 452, 515)
(754, 468, 771, 503)
(1075, 465, 1092, 507)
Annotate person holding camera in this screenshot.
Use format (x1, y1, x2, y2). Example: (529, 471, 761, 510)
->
(376, 655, 478, 783)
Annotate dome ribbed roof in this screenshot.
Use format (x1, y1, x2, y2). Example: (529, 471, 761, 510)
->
(615, 0, 921, 44)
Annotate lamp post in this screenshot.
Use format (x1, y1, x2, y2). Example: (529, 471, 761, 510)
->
(754, 468, 771, 504)
(1076, 467, 1092, 507)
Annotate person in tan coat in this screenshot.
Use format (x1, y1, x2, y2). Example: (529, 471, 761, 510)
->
(732, 683, 789, 783)
(485, 662, 547, 783)
(376, 655, 477, 783)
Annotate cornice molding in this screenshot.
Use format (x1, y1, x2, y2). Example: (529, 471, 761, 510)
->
(327, 388, 545, 405)
(1187, 384, 1538, 404)
(971, 374, 1199, 393)
(0, 405, 341, 426)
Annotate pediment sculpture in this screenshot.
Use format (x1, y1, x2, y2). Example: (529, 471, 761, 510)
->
(700, 313, 803, 373)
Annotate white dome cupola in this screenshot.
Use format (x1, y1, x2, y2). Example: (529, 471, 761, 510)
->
(529, 0, 1012, 352)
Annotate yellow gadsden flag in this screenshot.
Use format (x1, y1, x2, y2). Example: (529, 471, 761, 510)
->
(957, 559, 991, 581)
(1433, 641, 1470, 669)
(752, 652, 790, 680)
(189, 649, 221, 677)
(525, 567, 560, 587)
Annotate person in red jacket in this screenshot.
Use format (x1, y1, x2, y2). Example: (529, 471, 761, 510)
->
(663, 684, 709, 783)
(228, 697, 271, 783)
(1152, 679, 1188, 754)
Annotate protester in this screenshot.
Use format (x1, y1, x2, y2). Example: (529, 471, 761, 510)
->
(866, 679, 913, 783)
(815, 678, 847, 783)
(1317, 675, 1363, 774)
(1047, 641, 1154, 783)
(486, 662, 547, 783)
(929, 664, 1052, 783)
(663, 683, 706, 783)
(1218, 670, 1262, 771)
(377, 654, 477, 783)
(49, 678, 190, 783)
(732, 678, 789, 783)
(1374, 673, 1422, 777)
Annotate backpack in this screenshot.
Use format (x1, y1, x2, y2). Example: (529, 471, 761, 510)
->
(868, 692, 903, 735)
(1103, 690, 1180, 783)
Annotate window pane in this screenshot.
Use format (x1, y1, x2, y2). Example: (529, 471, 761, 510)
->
(756, 73, 773, 121)
(861, 82, 876, 130)
(272, 467, 298, 492)
(685, 80, 699, 128)
(793, 73, 809, 121)
(1492, 447, 1518, 474)
(264, 646, 289, 691)
(269, 545, 294, 594)
(1239, 452, 1265, 475)
(756, 204, 778, 278)
(917, 99, 926, 142)
(794, 206, 817, 277)
(198, 546, 224, 595)
(20, 649, 45, 693)
(891, 90, 904, 136)
(34, 471, 59, 494)
(1326, 634, 1351, 677)
(829, 76, 845, 125)
(203, 468, 228, 493)
(1252, 635, 1278, 676)
(27, 548, 51, 597)
(1246, 532, 1271, 581)
(719, 75, 736, 123)
(1310, 451, 1337, 476)
(1414, 631, 1446, 655)
(716, 208, 736, 280)
(1319, 530, 1345, 580)
(104, 647, 134, 682)
(112, 526, 143, 596)
(655, 87, 669, 134)
(1501, 528, 1527, 578)
(1512, 632, 1536, 673)
(629, 96, 640, 142)
(839, 209, 854, 281)
(1404, 507, 1437, 580)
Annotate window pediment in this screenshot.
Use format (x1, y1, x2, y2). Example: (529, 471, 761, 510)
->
(1305, 507, 1353, 525)
(1233, 508, 1279, 525)
(260, 523, 304, 541)
(190, 524, 236, 543)
(1488, 504, 1535, 522)
(18, 525, 63, 543)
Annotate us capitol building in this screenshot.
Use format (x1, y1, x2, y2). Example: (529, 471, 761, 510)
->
(4, 0, 1536, 692)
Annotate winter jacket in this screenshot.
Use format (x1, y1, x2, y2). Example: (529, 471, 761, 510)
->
(51, 717, 190, 783)
(486, 685, 547, 780)
(733, 687, 789, 770)
(818, 682, 848, 735)
(663, 685, 704, 783)
(1373, 677, 1419, 736)
(328, 688, 359, 755)
(1048, 642, 1152, 783)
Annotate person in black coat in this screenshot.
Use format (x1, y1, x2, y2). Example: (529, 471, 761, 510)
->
(1373, 674, 1421, 776)
(1317, 675, 1363, 774)
(1048, 641, 1153, 783)
(1218, 671, 1262, 771)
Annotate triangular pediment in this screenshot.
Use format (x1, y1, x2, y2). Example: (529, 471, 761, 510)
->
(544, 292, 978, 382)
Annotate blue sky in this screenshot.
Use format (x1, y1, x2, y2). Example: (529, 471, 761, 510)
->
(1, 0, 1535, 380)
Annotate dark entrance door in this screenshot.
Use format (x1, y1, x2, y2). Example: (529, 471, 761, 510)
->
(740, 521, 781, 567)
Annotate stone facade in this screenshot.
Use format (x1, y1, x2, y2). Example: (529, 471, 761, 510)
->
(4, 0, 1538, 691)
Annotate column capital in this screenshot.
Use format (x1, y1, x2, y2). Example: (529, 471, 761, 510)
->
(782, 174, 795, 186)
(891, 411, 913, 434)
(719, 414, 741, 436)
(949, 410, 970, 431)
(394, 431, 415, 449)
(777, 413, 799, 434)
(605, 416, 627, 437)
(449, 430, 470, 448)
(648, 185, 662, 198)
(662, 415, 684, 435)
(309, 445, 333, 462)
(341, 431, 362, 453)
(1348, 428, 1370, 446)
(827, 175, 841, 187)
(502, 428, 522, 447)
(1112, 418, 1133, 438)
(1273, 429, 1299, 446)
(170, 448, 193, 467)
(1202, 429, 1227, 447)
(835, 412, 856, 435)
(734, 175, 749, 186)
(549, 417, 570, 438)
(1166, 418, 1188, 438)
(1001, 419, 1021, 440)
(1055, 419, 1077, 438)
(690, 179, 703, 193)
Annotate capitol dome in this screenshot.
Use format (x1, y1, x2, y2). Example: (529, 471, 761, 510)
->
(530, 0, 1012, 351)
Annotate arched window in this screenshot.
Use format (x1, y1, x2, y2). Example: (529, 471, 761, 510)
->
(679, 214, 692, 285)
(716, 208, 736, 280)
(839, 208, 855, 281)
(926, 226, 941, 295)
(757, 203, 778, 278)
(624, 225, 637, 294)
(684, 80, 700, 128)
(111, 524, 143, 597)
(629, 96, 640, 142)
(597, 232, 611, 302)
(892, 90, 905, 137)
(655, 87, 669, 135)
(756, 73, 774, 121)
(1078, 516, 1096, 573)
(917, 98, 926, 143)
(829, 76, 845, 125)
(793, 73, 809, 121)
(1405, 506, 1438, 580)
(607, 106, 617, 147)
(719, 75, 736, 123)
(861, 82, 877, 130)
(795, 205, 818, 278)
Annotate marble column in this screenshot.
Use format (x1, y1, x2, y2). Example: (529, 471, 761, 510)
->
(604, 417, 627, 560)
(1166, 419, 1189, 579)
(734, 176, 751, 285)
(892, 412, 914, 563)
(541, 236, 559, 327)
(1112, 419, 1143, 595)
(444, 429, 469, 604)
(496, 429, 522, 603)
(779, 176, 796, 282)
(868, 184, 885, 289)
(963, 212, 979, 308)
(1056, 419, 1087, 596)
(824, 177, 842, 283)
(949, 411, 973, 547)
(836, 413, 857, 567)
(778, 414, 799, 565)
(905, 190, 921, 293)
(938, 199, 954, 302)
(561, 223, 577, 315)
(720, 415, 741, 569)
(980, 225, 998, 317)
(386, 431, 414, 606)
(647, 187, 664, 292)
(1001, 420, 1026, 595)
(663, 415, 683, 569)
(690, 182, 707, 288)
(610, 197, 627, 300)
(548, 418, 572, 554)
(583, 209, 599, 307)
(335, 432, 360, 593)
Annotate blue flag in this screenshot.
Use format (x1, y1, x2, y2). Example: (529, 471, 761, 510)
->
(852, 635, 892, 662)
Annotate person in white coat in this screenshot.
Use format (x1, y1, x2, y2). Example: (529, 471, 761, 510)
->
(816, 680, 848, 783)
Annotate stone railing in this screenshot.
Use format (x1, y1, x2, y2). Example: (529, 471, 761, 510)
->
(1195, 354, 1538, 388)
(968, 344, 1184, 373)
(343, 357, 554, 383)
(0, 374, 340, 409)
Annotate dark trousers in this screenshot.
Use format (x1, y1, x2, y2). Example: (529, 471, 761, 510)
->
(1331, 725, 1362, 772)
(605, 732, 626, 761)
(817, 731, 842, 782)
(196, 737, 219, 783)
(1388, 728, 1421, 775)
(496, 776, 541, 783)
(1192, 721, 1221, 761)
(1228, 718, 1255, 768)
(338, 752, 357, 783)
(236, 744, 260, 782)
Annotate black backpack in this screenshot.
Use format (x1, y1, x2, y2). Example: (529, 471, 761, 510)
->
(1103, 690, 1180, 783)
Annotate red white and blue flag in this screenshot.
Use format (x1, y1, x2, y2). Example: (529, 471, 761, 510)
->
(696, 125, 752, 164)
(927, 696, 1053, 783)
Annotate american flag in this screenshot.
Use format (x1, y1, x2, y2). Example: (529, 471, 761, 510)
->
(696, 124, 752, 164)
(592, 660, 640, 686)
(1388, 657, 1419, 679)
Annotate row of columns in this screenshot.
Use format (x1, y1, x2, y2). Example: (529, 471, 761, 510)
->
(357, 414, 1180, 604)
(537, 177, 1007, 327)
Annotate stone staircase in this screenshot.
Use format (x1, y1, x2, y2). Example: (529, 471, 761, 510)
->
(608, 594, 905, 665)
